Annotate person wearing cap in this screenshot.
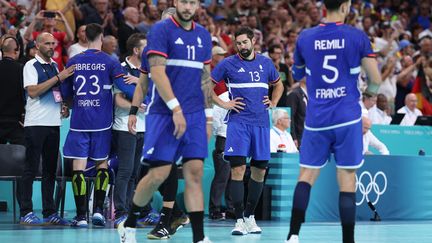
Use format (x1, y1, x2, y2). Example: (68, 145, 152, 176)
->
(211, 46, 227, 69)
(399, 39, 415, 57)
(19, 40, 37, 64)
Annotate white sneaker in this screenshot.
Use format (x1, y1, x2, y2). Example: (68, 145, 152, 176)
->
(231, 218, 248, 235)
(286, 235, 299, 243)
(117, 221, 137, 243)
(196, 237, 212, 243)
(244, 215, 262, 234)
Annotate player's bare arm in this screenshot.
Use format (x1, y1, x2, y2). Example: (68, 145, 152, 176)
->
(361, 57, 382, 86)
(268, 79, 284, 107)
(201, 64, 213, 109)
(210, 82, 245, 113)
(149, 54, 186, 139)
(128, 73, 148, 134)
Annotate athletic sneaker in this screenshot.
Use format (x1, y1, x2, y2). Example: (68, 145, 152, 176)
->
(114, 215, 128, 229)
(43, 213, 70, 226)
(286, 235, 299, 243)
(117, 221, 137, 243)
(197, 237, 212, 243)
(147, 223, 170, 240)
(20, 212, 43, 226)
(169, 213, 190, 235)
(244, 215, 262, 234)
(231, 218, 248, 235)
(71, 215, 88, 228)
(92, 208, 106, 227)
(137, 209, 160, 227)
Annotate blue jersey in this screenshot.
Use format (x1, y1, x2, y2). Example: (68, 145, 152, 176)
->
(293, 22, 375, 130)
(145, 16, 212, 114)
(211, 53, 280, 127)
(62, 49, 124, 131)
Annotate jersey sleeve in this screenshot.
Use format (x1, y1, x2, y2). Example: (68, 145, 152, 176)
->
(140, 49, 150, 74)
(292, 33, 306, 81)
(114, 64, 136, 100)
(110, 59, 125, 82)
(211, 59, 227, 84)
(359, 31, 376, 58)
(146, 22, 168, 58)
(267, 58, 280, 84)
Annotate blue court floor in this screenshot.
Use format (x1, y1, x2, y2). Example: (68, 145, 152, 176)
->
(1, 212, 431, 243)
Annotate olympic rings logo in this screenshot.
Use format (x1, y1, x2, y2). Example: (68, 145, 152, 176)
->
(355, 171, 387, 206)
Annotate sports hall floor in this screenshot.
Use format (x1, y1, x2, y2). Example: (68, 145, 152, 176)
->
(1, 212, 431, 242)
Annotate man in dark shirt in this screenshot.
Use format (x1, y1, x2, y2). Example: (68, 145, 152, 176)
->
(0, 35, 25, 145)
(286, 79, 307, 148)
(268, 44, 292, 106)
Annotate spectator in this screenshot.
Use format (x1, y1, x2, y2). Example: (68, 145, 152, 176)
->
(82, 0, 117, 36)
(268, 44, 292, 106)
(395, 55, 423, 111)
(19, 39, 37, 64)
(20, 32, 74, 226)
(362, 116, 389, 155)
(211, 46, 226, 69)
(0, 35, 25, 145)
(397, 93, 423, 126)
(136, 5, 159, 34)
(286, 79, 307, 148)
(360, 91, 377, 112)
(118, 7, 140, 58)
(377, 55, 398, 114)
(369, 94, 392, 125)
(67, 25, 87, 58)
(270, 109, 297, 153)
(102, 35, 119, 60)
(24, 10, 74, 70)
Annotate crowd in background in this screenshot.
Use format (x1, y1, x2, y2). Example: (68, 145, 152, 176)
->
(0, 0, 431, 119)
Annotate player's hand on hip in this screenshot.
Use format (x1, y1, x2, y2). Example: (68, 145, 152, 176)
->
(58, 64, 75, 81)
(124, 74, 139, 84)
(128, 115, 137, 135)
(172, 109, 186, 139)
(224, 97, 245, 113)
(263, 95, 273, 109)
(139, 103, 146, 113)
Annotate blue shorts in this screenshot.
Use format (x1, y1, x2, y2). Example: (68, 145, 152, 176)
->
(300, 120, 363, 169)
(63, 129, 111, 161)
(142, 111, 207, 165)
(224, 122, 270, 161)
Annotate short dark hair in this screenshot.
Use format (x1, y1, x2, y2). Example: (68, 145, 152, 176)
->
(126, 33, 146, 55)
(268, 44, 282, 54)
(85, 23, 103, 42)
(234, 26, 254, 41)
(323, 0, 349, 11)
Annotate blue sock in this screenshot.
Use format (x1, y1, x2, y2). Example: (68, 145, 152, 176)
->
(287, 181, 311, 240)
(339, 192, 356, 243)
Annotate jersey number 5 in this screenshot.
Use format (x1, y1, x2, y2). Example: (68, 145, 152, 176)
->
(322, 55, 338, 84)
(76, 75, 100, 96)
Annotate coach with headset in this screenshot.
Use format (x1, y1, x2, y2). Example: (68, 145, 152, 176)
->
(0, 35, 25, 145)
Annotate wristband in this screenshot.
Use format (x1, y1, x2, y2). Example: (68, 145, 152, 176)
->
(56, 75, 61, 83)
(204, 108, 213, 118)
(129, 105, 139, 115)
(166, 98, 180, 110)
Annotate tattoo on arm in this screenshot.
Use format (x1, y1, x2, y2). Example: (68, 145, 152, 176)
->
(148, 55, 167, 67)
(201, 64, 213, 108)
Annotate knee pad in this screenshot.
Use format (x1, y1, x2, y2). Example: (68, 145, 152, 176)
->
(250, 159, 268, 169)
(225, 156, 246, 168)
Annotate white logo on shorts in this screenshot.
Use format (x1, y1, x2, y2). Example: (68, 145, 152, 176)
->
(146, 147, 154, 155)
(227, 147, 234, 152)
